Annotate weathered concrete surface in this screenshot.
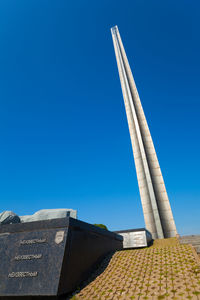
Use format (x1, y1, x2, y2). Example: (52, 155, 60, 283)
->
(20, 208, 77, 223)
(111, 25, 177, 239)
(179, 235, 200, 254)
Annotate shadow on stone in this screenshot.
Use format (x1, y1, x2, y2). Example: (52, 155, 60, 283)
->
(65, 251, 115, 300)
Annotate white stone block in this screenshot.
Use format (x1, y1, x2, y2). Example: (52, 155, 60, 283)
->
(115, 229, 152, 249)
(20, 209, 77, 223)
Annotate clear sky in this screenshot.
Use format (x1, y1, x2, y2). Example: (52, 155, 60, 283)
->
(0, 0, 199, 235)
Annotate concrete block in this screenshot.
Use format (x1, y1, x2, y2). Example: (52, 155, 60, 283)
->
(20, 209, 77, 223)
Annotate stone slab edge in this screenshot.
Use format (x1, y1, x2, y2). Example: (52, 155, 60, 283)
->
(189, 244, 200, 265)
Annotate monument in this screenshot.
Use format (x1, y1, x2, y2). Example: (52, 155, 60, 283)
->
(0, 215, 122, 298)
(111, 26, 177, 239)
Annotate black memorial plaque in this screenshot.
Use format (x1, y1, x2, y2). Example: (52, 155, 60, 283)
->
(0, 217, 123, 299)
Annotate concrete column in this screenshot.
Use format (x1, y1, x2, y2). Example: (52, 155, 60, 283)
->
(111, 26, 177, 239)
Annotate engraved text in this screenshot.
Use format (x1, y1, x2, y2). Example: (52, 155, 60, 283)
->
(14, 254, 42, 260)
(8, 271, 38, 278)
(20, 238, 46, 245)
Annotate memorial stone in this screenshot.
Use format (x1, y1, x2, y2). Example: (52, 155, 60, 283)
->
(115, 228, 152, 249)
(0, 217, 122, 299)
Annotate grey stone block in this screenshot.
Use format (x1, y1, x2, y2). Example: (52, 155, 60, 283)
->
(20, 209, 77, 223)
(0, 211, 20, 225)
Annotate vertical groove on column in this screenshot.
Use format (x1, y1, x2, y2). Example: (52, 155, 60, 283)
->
(112, 35, 157, 238)
(111, 26, 177, 239)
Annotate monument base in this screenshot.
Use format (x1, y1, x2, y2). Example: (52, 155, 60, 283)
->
(0, 217, 123, 299)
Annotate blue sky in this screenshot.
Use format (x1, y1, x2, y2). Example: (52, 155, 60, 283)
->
(0, 0, 199, 235)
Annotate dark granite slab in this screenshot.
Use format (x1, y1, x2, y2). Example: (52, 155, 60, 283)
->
(0, 218, 123, 299)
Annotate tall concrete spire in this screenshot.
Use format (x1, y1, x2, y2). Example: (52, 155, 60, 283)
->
(111, 26, 177, 239)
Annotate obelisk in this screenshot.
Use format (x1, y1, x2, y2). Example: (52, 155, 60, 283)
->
(111, 26, 177, 239)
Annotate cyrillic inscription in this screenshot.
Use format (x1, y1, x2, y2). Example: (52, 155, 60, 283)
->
(20, 238, 46, 245)
(8, 271, 38, 278)
(14, 254, 42, 260)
